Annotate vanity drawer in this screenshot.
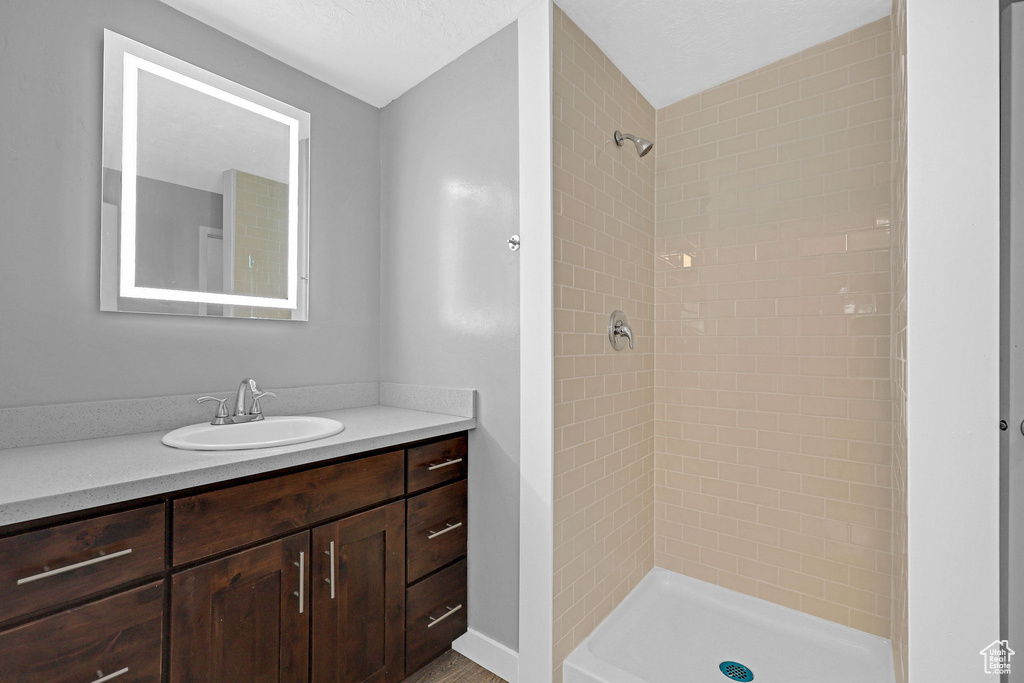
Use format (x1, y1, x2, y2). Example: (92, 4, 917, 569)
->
(407, 480, 467, 584)
(405, 559, 467, 675)
(174, 450, 404, 565)
(0, 504, 165, 624)
(407, 435, 468, 494)
(0, 581, 164, 683)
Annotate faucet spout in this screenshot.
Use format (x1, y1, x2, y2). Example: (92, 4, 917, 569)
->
(234, 378, 259, 418)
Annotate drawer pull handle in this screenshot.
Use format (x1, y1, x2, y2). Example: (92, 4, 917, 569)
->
(16, 548, 133, 586)
(292, 551, 305, 614)
(325, 541, 335, 600)
(427, 522, 463, 540)
(93, 668, 129, 682)
(427, 604, 463, 628)
(427, 458, 463, 471)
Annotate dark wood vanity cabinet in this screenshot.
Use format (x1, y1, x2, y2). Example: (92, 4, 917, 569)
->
(170, 532, 310, 683)
(0, 432, 469, 683)
(311, 502, 406, 683)
(172, 451, 405, 566)
(407, 480, 468, 584)
(0, 581, 164, 683)
(404, 482, 469, 674)
(406, 559, 468, 674)
(0, 504, 165, 624)
(407, 435, 467, 494)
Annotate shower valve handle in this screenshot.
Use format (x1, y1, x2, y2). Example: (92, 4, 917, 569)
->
(608, 310, 634, 351)
(615, 322, 634, 350)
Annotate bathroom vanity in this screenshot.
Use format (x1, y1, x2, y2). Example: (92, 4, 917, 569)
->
(0, 428, 469, 682)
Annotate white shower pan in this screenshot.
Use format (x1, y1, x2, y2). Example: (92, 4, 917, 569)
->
(564, 567, 894, 683)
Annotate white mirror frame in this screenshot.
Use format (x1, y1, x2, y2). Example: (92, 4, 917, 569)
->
(100, 30, 310, 320)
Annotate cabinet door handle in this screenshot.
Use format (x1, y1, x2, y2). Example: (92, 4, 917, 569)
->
(427, 458, 463, 471)
(16, 548, 133, 586)
(427, 522, 463, 540)
(427, 604, 463, 628)
(292, 551, 305, 614)
(324, 541, 335, 600)
(92, 667, 129, 682)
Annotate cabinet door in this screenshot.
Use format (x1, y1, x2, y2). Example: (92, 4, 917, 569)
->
(0, 581, 163, 683)
(312, 501, 405, 683)
(170, 532, 309, 683)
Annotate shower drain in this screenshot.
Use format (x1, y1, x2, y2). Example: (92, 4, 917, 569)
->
(719, 661, 754, 681)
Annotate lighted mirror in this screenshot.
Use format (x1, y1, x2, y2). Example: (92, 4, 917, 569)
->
(101, 30, 310, 320)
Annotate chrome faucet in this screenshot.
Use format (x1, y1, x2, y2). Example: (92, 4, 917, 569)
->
(614, 320, 634, 349)
(608, 310, 635, 350)
(233, 378, 276, 422)
(197, 378, 276, 425)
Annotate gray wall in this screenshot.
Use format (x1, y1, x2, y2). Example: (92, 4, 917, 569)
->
(101, 170, 225, 295)
(3, 0, 521, 653)
(135, 176, 223, 292)
(0, 0, 381, 408)
(381, 25, 521, 649)
(101, 169, 226, 292)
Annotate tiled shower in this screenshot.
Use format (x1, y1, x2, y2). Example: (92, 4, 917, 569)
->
(553, 4, 908, 682)
(552, 6, 656, 676)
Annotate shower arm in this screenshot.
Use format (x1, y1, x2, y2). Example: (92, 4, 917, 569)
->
(614, 130, 653, 157)
(614, 130, 637, 145)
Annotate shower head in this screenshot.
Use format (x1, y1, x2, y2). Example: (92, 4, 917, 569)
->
(614, 130, 653, 157)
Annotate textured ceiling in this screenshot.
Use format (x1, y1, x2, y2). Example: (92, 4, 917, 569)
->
(157, 0, 534, 107)
(557, 0, 892, 109)
(159, 0, 892, 111)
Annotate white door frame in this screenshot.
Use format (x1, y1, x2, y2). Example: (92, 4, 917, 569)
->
(517, 2, 555, 683)
(907, 0, 1001, 680)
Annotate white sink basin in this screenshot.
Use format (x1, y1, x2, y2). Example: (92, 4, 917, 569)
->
(162, 416, 344, 451)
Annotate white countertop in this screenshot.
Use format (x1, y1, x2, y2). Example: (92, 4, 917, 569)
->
(0, 405, 475, 527)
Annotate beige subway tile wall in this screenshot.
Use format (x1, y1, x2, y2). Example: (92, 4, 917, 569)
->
(653, 18, 895, 638)
(231, 170, 291, 319)
(889, 0, 908, 678)
(552, 5, 657, 681)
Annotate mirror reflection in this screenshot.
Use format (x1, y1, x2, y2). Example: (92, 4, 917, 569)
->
(100, 31, 310, 320)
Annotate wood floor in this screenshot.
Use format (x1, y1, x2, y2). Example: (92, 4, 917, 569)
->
(403, 650, 507, 683)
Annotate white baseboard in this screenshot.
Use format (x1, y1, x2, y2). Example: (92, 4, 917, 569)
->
(453, 628, 519, 683)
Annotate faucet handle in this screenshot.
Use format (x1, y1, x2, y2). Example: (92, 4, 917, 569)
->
(618, 322, 634, 350)
(250, 391, 277, 418)
(197, 396, 230, 425)
(608, 310, 635, 351)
